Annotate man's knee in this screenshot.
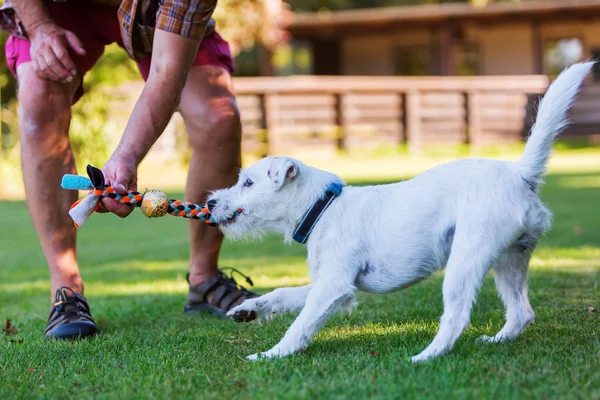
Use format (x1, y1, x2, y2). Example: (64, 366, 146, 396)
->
(185, 95, 242, 150)
(17, 65, 74, 143)
(19, 94, 71, 143)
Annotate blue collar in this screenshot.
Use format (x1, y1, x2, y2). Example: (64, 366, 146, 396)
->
(292, 182, 343, 244)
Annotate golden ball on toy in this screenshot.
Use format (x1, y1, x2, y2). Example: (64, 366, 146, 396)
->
(141, 190, 169, 218)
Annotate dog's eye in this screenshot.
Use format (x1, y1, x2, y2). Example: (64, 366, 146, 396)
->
(243, 178, 254, 187)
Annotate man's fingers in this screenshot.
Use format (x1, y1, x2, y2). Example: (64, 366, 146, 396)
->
(101, 197, 134, 218)
(46, 40, 73, 80)
(35, 56, 55, 81)
(31, 59, 42, 77)
(94, 201, 109, 214)
(113, 165, 137, 195)
(51, 39, 77, 79)
(65, 31, 86, 56)
(41, 50, 67, 81)
(106, 172, 129, 195)
(101, 159, 138, 218)
(112, 182, 129, 195)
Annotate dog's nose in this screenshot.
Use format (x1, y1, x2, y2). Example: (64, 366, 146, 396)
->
(207, 199, 218, 212)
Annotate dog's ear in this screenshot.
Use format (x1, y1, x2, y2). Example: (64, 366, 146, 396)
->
(268, 157, 299, 190)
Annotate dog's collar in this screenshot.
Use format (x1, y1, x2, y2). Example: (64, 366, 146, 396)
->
(292, 182, 343, 244)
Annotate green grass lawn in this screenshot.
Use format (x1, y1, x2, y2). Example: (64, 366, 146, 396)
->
(1, 152, 599, 399)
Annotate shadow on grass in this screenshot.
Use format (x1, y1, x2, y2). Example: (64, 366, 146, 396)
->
(2, 264, 597, 356)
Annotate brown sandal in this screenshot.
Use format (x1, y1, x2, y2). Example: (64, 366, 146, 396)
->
(184, 268, 258, 317)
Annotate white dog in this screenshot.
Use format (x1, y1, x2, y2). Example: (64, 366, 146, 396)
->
(207, 62, 593, 362)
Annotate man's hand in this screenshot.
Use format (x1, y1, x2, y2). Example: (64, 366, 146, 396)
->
(11, 0, 86, 82)
(97, 155, 138, 218)
(29, 22, 86, 83)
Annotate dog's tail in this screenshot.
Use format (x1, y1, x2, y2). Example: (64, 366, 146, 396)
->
(519, 61, 594, 186)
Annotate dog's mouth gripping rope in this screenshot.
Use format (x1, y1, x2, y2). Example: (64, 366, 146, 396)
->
(61, 165, 241, 227)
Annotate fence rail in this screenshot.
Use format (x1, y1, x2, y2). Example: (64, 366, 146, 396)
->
(115, 75, 599, 161)
(233, 75, 554, 156)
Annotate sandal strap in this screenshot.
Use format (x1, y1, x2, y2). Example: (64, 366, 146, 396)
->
(187, 273, 224, 303)
(210, 283, 230, 307)
(219, 288, 246, 310)
(187, 269, 257, 311)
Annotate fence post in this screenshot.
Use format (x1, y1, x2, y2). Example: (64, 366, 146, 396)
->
(405, 90, 422, 153)
(399, 92, 408, 145)
(265, 94, 280, 155)
(258, 94, 269, 157)
(466, 91, 482, 149)
(334, 93, 348, 151)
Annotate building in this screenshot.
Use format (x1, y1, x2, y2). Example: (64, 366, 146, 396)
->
(283, 0, 600, 78)
(114, 1, 600, 160)
(228, 0, 600, 155)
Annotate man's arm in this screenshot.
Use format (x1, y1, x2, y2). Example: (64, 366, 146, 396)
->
(99, 29, 202, 216)
(113, 29, 200, 168)
(11, 0, 85, 82)
(10, 0, 52, 33)
(100, 0, 217, 216)
(109, 0, 217, 171)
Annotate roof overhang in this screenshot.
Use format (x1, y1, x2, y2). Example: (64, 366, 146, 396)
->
(288, 0, 600, 38)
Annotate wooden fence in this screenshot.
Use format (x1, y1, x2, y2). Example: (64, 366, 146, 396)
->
(114, 75, 599, 161)
(233, 75, 552, 156)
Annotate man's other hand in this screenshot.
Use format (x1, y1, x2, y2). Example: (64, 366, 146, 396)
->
(29, 22, 86, 83)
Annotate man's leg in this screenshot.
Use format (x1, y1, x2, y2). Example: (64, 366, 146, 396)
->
(177, 65, 256, 314)
(179, 65, 241, 284)
(18, 63, 99, 338)
(17, 63, 82, 296)
(7, 1, 121, 337)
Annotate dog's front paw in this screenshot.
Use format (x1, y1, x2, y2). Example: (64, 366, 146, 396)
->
(410, 347, 444, 363)
(246, 351, 280, 361)
(476, 334, 507, 344)
(246, 344, 301, 361)
(227, 301, 258, 323)
(229, 308, 258, 323)
(410, 353, 430, 363)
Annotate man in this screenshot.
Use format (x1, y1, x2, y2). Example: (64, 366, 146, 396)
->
(1, 0, 256, 339)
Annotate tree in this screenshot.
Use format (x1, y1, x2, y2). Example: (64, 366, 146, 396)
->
(213, 0, 292, 55)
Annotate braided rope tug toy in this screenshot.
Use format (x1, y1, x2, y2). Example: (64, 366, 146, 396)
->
(61, 165, 241, 227)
